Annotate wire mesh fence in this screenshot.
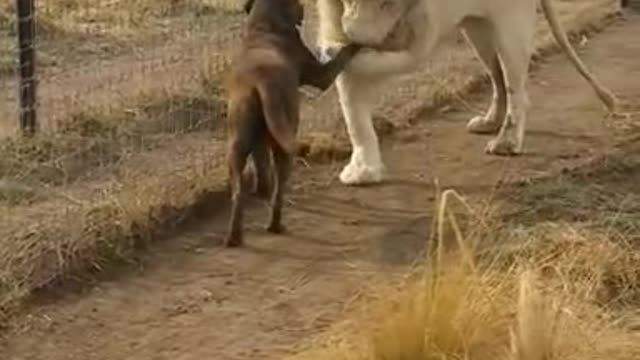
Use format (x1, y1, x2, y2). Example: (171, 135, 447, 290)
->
(1, 0, 241, 135)
(14, 0, 36, 135)
(0, 0, 619, 190)
(0, 0, 494, 138)
(0, 0, 484, 197)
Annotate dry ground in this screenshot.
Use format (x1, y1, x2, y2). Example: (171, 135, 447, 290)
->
(1, 7, 639, 360)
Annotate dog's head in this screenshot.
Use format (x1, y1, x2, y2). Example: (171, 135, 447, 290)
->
(243, 0, 304, 28)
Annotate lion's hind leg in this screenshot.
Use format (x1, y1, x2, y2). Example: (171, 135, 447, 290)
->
(485, 8, 537, 156)
(461, 18, 507, 135)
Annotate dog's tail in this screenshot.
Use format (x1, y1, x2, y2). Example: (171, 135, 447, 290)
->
(540, 0, 618, 112)
(255, 82, 298, 154)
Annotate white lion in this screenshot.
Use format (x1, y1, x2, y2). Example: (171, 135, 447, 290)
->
(317, 0, 619, 185)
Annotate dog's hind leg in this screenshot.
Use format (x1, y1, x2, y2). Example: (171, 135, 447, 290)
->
(225, 139, 251, 247)
(251, 137, 273, 199)
(241, 139, 272, 198)
(462, 18, 507, 135)
(266, 146, 292, 234)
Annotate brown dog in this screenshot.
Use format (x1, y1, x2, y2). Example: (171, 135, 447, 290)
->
(224, 0, 361, 247)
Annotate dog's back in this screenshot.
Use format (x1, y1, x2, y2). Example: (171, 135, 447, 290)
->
(225, 0, 309, 155)
(227, 50, 300, 155)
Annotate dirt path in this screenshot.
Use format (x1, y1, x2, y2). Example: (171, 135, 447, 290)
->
(2, 12, 639, 360)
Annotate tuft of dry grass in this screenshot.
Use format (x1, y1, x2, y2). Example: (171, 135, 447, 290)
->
(288, 188, 640, 360)
(507, 151, 640, 243)
(491, 223, 640, 307)
(0, 180, 38, 205)
(498, 146, 640, 308)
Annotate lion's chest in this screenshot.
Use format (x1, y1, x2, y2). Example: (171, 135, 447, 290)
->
(371, 19, 415, 51)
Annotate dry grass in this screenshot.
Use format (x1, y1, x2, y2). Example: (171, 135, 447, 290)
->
(288, 145, 640, 360)
(288, 189, 640, 360)
(0, 137, 229, 318)
(506, 153, 640, 244)
(0, 0, 241, 36)
(498, 147, 640, 308)
(0, 0, 243, 75)
(0, 81, 224, 206)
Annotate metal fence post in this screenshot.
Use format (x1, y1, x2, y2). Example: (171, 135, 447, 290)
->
(16, 0, 37, 136)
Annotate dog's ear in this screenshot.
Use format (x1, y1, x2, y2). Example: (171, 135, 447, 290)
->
(243, 0, 255, 14)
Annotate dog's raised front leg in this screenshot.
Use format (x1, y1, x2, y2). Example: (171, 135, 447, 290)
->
(335, 72, 385, 185)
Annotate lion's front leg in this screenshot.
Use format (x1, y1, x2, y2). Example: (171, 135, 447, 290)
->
(335, 72, 386, 185)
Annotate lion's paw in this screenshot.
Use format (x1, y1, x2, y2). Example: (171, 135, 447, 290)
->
(466, 116, 501, 135)
(484, 137, 521, 156)
(339, 160, 385, 185)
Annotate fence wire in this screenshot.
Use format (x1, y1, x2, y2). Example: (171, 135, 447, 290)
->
(0, 0, 614, 193)
(0, 0, 488, 136)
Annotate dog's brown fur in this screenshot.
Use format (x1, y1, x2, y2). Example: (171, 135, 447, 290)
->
(224, 0, 361, 247)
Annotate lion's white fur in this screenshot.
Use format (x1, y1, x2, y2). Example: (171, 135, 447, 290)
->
(317, 0, 619, 185)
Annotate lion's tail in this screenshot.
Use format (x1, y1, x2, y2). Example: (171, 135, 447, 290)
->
(256, 82, 298, 154)
(539, 0, 618, 112)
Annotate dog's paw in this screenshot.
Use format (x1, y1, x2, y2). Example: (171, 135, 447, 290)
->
(266, 222, 287, 234)
(224, 233, 243, 247)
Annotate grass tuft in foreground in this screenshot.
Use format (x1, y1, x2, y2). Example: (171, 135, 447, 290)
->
(290, 188, 640, 360)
